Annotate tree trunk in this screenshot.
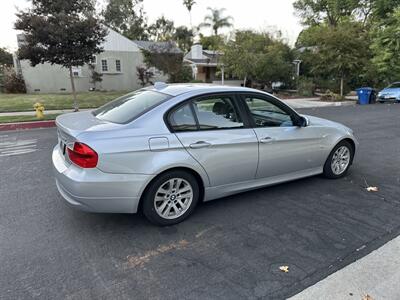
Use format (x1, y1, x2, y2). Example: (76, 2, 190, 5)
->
(243, 76, 247, 87)
(340, 77, 344, 97)
(69, 66, 78, 111)
(189, 12, 193, 29)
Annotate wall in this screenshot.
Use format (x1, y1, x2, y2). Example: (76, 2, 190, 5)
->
(19, 50, 167, 94)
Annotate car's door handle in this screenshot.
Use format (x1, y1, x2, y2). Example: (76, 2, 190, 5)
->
(260, 137, 274, 144)
(189, 141, 212, 149)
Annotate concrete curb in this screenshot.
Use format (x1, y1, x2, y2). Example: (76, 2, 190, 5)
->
(0, 120, 56, 132)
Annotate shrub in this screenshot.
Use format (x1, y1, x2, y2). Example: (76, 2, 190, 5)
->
(297, 77, 315, 97)
(320, 90, 345, 102)
(169, 65, 193, 83)
(3, 67, 26, 93)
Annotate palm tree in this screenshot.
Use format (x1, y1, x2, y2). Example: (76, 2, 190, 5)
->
(200, 7, 233, 36)
(183, 0, 196, 28)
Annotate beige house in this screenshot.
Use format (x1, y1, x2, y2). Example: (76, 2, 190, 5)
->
(184, 44, 223, 83)
(13, 28, 171, 93)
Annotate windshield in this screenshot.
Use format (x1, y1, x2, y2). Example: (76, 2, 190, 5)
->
(388, 83, 400, 89)
(93, 90, 170, 124)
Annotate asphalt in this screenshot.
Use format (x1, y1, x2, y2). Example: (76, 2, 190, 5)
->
(0, 103, 399, 299)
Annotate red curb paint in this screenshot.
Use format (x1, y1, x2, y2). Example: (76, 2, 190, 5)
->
(0, 120, 56, 132)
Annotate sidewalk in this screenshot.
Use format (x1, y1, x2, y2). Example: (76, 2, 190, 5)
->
(283, 98, 355, 109)
(0, 108, 91, 117)
(290, 235, 400, 300)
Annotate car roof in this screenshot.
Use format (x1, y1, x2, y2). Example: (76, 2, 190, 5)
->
(144, 83, 259, 97)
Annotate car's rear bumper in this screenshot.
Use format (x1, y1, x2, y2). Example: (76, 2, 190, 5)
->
(52, 145, 151, 213)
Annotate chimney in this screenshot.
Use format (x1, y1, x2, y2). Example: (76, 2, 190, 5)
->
(191, 44, 203, 59)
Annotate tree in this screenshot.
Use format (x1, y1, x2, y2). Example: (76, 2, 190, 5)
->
(89, 64, 103, 90)
(136, 66, 154, 87)
(223, 30, 293, 88)
(103, 0, 149, 40)
(15, 0, 107, 110)
(148, 16, 175, 41)
(183, 0, 196, 28)
(371, 7, 400, 83)
(173, 26, 194, 52)
(293, 0, 360, 27)
(302, 22, 370, 95)
(200, 8, 233, 35)
(0, 48, 13, 67)
(142, 43, 192, 83)
(199, 34, 224, 50)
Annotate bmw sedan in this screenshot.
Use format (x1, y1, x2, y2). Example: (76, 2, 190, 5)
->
(53, 84, 358, 226)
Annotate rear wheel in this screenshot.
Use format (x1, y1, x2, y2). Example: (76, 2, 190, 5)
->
(142, 170, 199, 226)
(323, 141, 354, 179)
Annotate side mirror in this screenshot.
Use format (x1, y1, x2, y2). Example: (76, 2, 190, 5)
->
(295, 116, 309, 127)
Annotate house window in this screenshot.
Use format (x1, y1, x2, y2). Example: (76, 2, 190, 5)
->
(101, 59, 108, 72)
(72, 67, 81, 77)
(115, 59, 121, 72)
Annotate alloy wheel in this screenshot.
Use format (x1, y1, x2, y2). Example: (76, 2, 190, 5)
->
(154, 178, 193, 220)
(331, 146, 351, 175)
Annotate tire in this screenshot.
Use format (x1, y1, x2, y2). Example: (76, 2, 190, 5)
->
(142, 170, 199, 226)
(379, 101, 384, 104)
(323, 140, 354, 179)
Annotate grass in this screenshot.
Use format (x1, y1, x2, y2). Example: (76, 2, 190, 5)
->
(0, 91, 127, 113)
(0, 113, 61, 124)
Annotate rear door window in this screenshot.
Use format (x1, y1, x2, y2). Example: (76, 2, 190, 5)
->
(169, 104, 197, 132)
(192, 96, 244, 130)
(93, 90, 170, 124)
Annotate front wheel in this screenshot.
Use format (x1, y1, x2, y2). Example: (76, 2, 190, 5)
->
(142, 170, 199, 226)
(323, 141, 354, 179)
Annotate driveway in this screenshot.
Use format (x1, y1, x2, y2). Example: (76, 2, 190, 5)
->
(0, 104, 399, 299)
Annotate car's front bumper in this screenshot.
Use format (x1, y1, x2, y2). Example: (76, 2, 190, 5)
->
(378, 96, 400, 102)
(52, 145, 152, 213)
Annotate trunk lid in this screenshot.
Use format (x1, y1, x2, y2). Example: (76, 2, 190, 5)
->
(55, 111, 124, 164)
(55, 111, 122, 138)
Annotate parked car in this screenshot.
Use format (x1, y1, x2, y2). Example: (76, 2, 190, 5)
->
(53, 84, 358, 226)
(377, 82, 400, 103)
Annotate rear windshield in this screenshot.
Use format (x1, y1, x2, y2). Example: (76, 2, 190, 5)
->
(93, 90, 170, 124)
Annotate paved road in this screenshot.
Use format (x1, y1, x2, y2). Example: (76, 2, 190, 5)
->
(0, 104, 399, 299)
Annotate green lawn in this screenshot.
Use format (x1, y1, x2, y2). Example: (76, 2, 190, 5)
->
(0, 91, 127, 113)
(0, 113, 61, 124)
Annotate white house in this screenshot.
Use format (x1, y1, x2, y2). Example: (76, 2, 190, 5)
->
(13, 28, 175, 93)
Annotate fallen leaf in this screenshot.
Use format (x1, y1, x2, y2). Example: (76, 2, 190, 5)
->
(362, 294, 373, 300)
(366, 186, 379, 192)
(279, 265, 289, 273)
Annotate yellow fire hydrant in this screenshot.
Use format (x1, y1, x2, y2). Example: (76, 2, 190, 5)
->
(33, 102, 45, 119)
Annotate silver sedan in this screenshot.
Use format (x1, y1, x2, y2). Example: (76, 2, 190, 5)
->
(53, 84, 358, 225)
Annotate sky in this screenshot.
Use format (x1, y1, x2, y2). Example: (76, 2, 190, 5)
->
(0, 0, 303, 51)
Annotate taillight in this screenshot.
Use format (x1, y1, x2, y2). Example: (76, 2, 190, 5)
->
(67, 142, 98, 168)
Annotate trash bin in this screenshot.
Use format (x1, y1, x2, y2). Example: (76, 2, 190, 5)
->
(357, 87, 373, 105)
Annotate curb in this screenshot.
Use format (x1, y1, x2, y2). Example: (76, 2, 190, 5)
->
(0, 120, 56, 132)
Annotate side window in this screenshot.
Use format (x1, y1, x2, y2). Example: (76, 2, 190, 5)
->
(193, 96, 244, 130)
(169, 103, 197, 132)
(244, 97, 294, 127)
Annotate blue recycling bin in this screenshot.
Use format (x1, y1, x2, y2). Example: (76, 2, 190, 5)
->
(357, 87, 373, 105)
